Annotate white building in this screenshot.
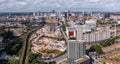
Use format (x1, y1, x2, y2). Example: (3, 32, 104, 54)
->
(66, 27, 76, 38)
(85, 19, 97, 29)
(67, 40, 86, 63)
(66, 24, 111, 44)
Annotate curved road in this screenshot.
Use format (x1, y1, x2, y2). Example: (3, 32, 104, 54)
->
(35, 23, 68, 62)
(18, 22, 68, 64)
(19, 23, 44, 64)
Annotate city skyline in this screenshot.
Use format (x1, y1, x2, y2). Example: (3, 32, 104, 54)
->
(0, 0, 120, 12)
(0, 6, 120, 64)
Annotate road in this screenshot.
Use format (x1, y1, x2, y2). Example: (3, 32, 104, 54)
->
(60, 28, 68, 42)
(19, 22, 68, 64)
(18, 23, 44, 64)
(33, 23, 68, 63)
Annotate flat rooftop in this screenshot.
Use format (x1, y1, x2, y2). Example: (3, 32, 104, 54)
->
(74, 55, 89, 63)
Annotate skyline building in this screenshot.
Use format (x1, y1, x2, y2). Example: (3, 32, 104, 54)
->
(67, 40, 86, 64)
(76, 25, 84, 40)
(66, 21, 111, 44)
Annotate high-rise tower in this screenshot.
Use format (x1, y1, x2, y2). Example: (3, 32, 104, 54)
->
(67, 40, 86, 63)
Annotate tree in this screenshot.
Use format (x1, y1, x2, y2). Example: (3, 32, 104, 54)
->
(100, 36, 120, 47)
(3, 30, 14, 39)
(95, 45, 103, 55)
(28, 53, 42, 63)
(49, 61, 56, 64)
(11, 43, 22, 55)
(0, 28, 6, 36)
(31, 60, 46, 64)
(62, 25, 66, 31)
(8, 59, 18, 64)
(89, 45, 96, 52)
(89, 45, 103, 55)
(103, 62, 106, 64)
(0, 60, 8, 64)
(5, 42, 22, 55)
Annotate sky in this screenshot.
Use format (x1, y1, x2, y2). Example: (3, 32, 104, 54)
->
(0, 0, 120, 12)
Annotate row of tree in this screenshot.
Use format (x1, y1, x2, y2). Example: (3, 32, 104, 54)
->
(89, 36, 120, 55)
(0, 28, 23, 64)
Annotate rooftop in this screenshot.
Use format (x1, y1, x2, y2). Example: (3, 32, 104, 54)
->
(74, 55, 89, 63)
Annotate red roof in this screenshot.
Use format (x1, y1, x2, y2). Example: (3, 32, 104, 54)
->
(102, 43, 120, 53)
(105, 59, 119, 64)
(105, 50, 120, 59)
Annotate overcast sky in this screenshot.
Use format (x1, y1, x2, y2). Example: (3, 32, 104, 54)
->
(0, 0, 120, 12)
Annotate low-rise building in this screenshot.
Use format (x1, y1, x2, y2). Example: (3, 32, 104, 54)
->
(105, 59, 119, 64)
(66, 25, 111, 44)
(102, 43, 120, 53)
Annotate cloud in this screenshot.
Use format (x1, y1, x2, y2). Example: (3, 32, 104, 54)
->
(0, 0, 120, 12)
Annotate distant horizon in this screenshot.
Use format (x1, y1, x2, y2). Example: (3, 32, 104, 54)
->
(0, 10, 120, 13)
(0, 0, 120, 12)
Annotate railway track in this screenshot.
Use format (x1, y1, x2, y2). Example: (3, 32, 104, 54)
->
(18, 24, 44, 64)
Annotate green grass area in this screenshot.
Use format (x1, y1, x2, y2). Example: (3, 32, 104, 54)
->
(69, 37, 76, 40)
(62, 24, 66, 31)
(8, 59, 19, 64)
(99, 58, 105, 63)
(110, 55, 120, 61)
(41, 35, 65, 41)
(57, 38, 65, 41)
(25, 40, 31, 64)
(41, 49, 62, 55)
